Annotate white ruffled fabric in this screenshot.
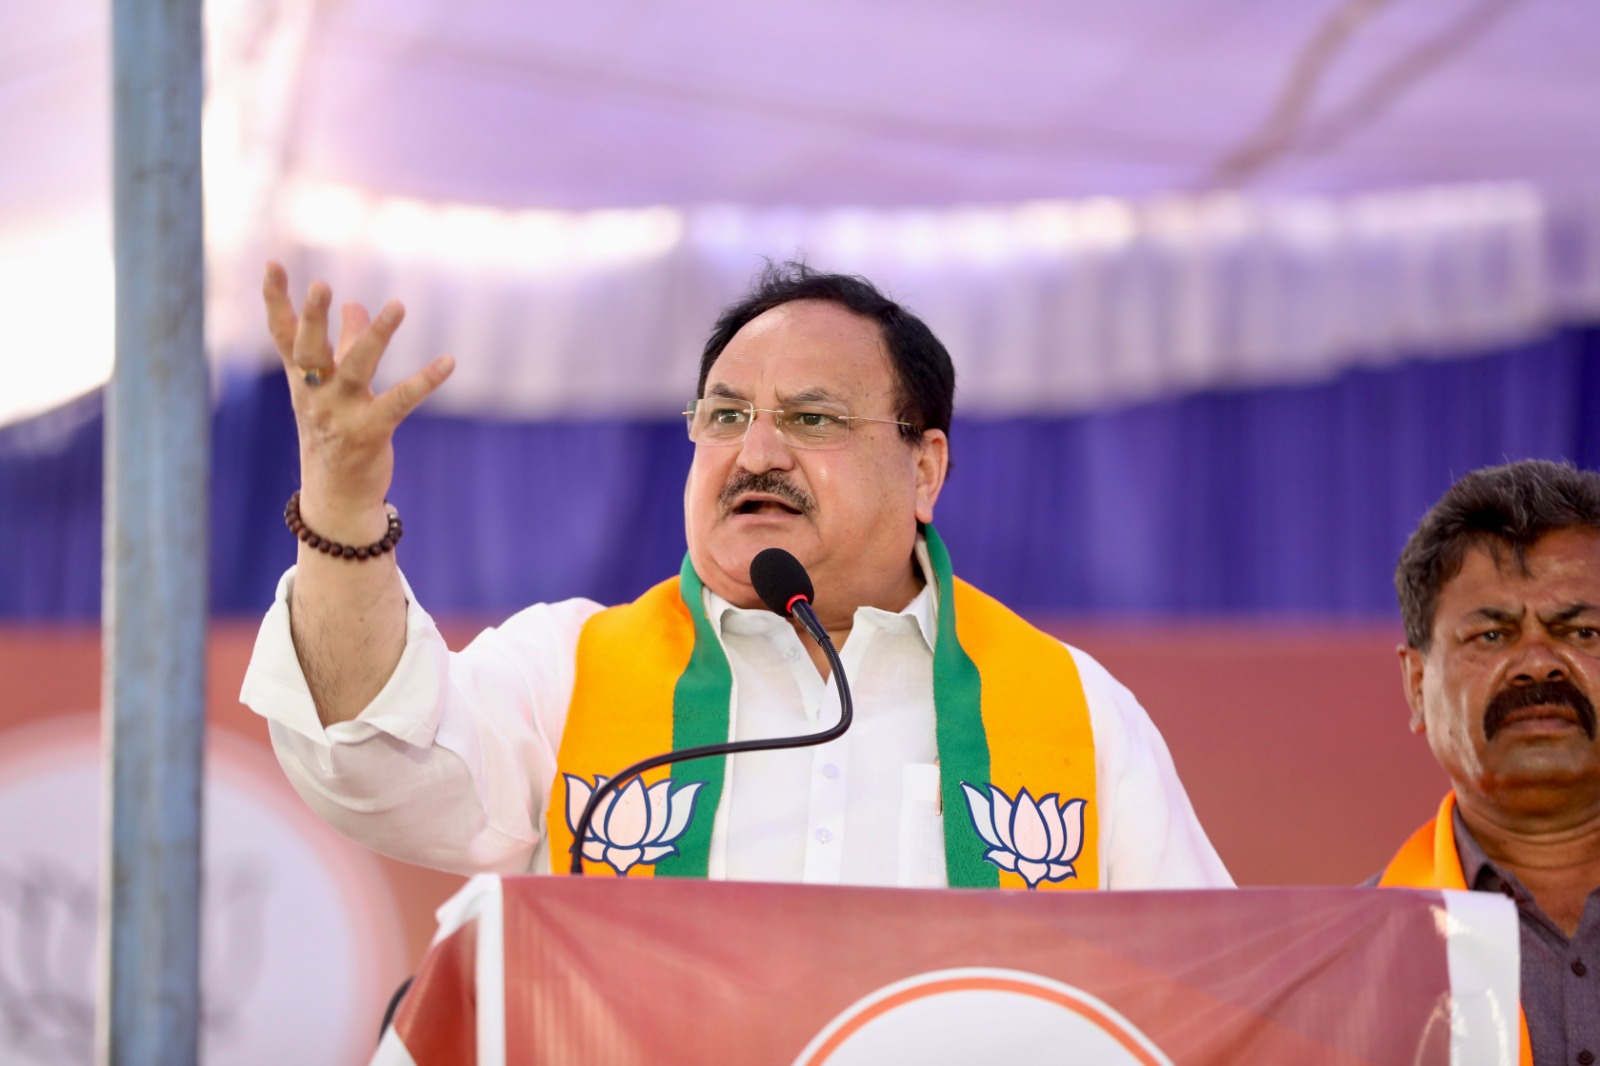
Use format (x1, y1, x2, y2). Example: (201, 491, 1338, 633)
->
(209, 182, 1600, 420)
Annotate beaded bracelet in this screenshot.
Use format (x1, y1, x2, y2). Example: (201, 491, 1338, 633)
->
(284, 491, 403, 560)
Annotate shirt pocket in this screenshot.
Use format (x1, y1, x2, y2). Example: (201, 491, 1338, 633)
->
(899, 762, 947, 888)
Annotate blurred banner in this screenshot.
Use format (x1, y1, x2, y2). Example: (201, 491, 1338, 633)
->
(0, 625, 462, 1066)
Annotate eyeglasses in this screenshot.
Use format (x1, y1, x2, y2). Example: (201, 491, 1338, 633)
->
(683, 398, 913, 450)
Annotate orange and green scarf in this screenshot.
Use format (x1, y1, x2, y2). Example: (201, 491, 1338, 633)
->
(548, 526, 1099, 890)
(1379, 793, 1533, 1065)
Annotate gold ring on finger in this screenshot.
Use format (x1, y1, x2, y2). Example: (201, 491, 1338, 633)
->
(303, 365, 334, 387)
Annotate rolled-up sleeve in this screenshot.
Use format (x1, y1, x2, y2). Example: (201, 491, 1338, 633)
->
(239, 567, 604, 875)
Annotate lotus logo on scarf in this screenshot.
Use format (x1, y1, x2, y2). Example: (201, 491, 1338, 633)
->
(564, 774, 704, 876)
(961, 783, 1087, 889)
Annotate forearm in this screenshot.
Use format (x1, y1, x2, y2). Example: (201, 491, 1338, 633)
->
(289, 493, 408, 725)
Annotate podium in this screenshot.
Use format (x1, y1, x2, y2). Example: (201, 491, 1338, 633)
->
(375, 876, 1519, 1065)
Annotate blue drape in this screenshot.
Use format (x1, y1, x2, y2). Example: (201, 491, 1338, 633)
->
(4, 325, 1597, 621)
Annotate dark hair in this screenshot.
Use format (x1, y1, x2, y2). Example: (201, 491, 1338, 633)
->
(1396, 459, 1600, 650)
(697, 261, 955, 443)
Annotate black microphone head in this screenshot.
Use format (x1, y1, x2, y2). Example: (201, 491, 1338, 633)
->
(749, 548, 814, 617)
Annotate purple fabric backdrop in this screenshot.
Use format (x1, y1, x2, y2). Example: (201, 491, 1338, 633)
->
(4, 324, 1597, 621)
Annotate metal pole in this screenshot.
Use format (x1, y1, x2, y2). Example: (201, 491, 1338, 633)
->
(100, 0, 207, 1062)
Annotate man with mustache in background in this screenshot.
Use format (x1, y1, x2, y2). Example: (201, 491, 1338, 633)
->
(1382, 459, 1600, 1066)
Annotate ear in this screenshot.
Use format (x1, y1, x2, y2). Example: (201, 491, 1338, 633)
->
(912, 429, 949, 525)
(1398, 643, 1427, 734)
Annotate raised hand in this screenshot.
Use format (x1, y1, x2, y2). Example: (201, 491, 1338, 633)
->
(261, 261, 453, 724)
(263, 261, 455, 536)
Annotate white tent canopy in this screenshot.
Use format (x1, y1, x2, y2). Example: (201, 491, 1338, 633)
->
(6, 0, 1600, 425)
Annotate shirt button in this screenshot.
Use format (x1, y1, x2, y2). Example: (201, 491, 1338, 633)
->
(1577, 1051, 1594, 1066)
(1574, 959, 1589, 977)
(822, 763, 840, 779)
(784, 647, 800, 663)
(815, 827, 832, 843)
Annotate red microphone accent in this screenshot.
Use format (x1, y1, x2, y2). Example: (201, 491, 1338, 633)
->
(784, 592, 810, 616)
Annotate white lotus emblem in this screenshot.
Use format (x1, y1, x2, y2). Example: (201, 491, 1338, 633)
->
(564, 774, 705, 876)
(960, 783, 1086, 889)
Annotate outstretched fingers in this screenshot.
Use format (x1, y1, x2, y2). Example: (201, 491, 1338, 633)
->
(262, 261, 451, 429)
(378, 356, 457, 426)
(292, 281, 334, 374)
(335, 301, 406, 390)
(338, 301, 373, 353)
(263, 262, 301, 365)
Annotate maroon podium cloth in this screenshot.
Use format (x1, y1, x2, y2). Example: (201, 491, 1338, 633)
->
(384, 876, 1518, 1065)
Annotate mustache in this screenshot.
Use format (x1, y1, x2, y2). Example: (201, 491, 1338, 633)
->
(1483, 679, 1598, 740)
(719, 470, 815, 516)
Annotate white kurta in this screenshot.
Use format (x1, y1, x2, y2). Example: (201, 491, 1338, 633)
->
(242, 556, 1232, 890)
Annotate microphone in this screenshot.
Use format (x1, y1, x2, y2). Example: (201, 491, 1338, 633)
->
(749, 546, 832, 643)
(570, 548, 854, 874)
(750, 546, 813, 614)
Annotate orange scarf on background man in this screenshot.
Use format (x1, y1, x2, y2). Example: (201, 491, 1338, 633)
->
(1379, 792, 1533, 1065)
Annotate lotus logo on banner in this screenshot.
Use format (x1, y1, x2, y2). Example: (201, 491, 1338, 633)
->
(564, 774, 704, 875)
(961, 783, 1087, 888)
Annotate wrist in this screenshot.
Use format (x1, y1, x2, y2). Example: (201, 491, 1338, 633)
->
(294, 483, 391, 540)
(289, 489, 398, 552)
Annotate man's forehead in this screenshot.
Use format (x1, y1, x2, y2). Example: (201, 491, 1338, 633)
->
(1440, 529, 1600, 608)
(704, 381, 847, 404)
(708, 301, 892, 391)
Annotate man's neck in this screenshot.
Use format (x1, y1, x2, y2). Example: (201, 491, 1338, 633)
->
(708, 542, 935, 681)
(1458, 791, 1600, 935)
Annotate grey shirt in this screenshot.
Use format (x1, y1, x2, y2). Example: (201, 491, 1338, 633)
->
(1454, 808, 1600, 1066)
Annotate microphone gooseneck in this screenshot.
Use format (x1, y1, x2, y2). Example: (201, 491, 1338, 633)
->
(570, 548, 853, 874)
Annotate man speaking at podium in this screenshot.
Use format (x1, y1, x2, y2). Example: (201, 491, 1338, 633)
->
(241, 260, 1231, 891)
